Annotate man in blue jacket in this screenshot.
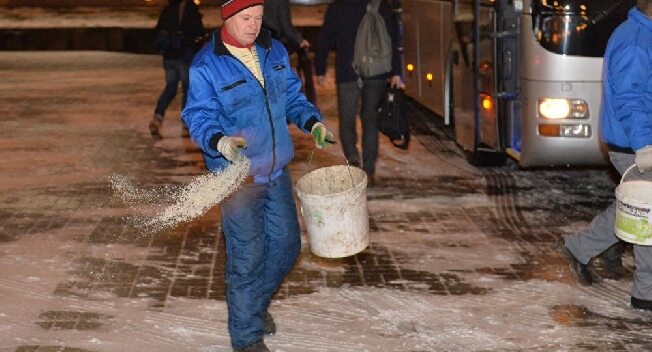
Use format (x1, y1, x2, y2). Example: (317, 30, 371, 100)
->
(182, 0, 333, 350)
(564, 0, 652, 312)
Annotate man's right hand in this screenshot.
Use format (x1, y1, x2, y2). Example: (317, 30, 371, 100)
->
(217, 136, 247, 162)
(635, 145, 652, 172)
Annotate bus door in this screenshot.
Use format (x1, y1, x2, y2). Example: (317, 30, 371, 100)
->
(453, 0, 507, 165)
(494, 0, 521, 156)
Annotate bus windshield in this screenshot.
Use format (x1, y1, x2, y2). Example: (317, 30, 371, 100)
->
(531, 0, 636, 57)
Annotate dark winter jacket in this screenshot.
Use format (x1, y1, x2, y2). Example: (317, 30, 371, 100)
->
(182, 29, 321, 183)
(601, 7, 652, 151)
(154, 0, 205, 61)
(262, 0, 304, 50)
(315, 0, 402, 83)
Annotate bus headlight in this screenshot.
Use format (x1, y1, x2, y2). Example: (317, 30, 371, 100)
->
(538, 98, 589, 119)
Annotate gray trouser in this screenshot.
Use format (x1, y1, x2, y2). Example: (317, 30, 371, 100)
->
(565, 151, 652, 300)
(336, 79, 386, 176)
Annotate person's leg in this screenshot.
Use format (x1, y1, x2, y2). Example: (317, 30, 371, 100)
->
(154, 58, 181, 118)
(360, 79, 386, 177)
(600, 241, 625, 278)
(620, 153, 652, 308)
(298, 47, 318, 106)
(221, 183, 268, 350)
(631, 245, 652, 305)
(259, 170, 301, 314)
(178, 59, 190, 110)
(565, 151, 635, 263)
(337, 82, 362, 166)
(565, 201, 619, 264)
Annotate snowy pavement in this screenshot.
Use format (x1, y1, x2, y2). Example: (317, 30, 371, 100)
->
(1, 50, 652, 352)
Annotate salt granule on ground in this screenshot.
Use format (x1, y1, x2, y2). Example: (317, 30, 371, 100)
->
(109, 174, 173, 205)
(110, 156, 251, 232)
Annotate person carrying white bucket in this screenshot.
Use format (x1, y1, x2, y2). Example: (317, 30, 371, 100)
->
(563, 0, 652, 313)
(181, 0, 335, 350)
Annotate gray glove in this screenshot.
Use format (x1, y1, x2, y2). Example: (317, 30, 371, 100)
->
(217, 136, 247, 162)
(635, 145, 652, 173)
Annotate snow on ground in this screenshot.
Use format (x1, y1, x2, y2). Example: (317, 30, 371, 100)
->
(1, 31, 652, 351)
(0, 229, 639, 352)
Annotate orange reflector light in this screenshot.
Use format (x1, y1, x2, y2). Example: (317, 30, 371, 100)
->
(480, 94, 493, 110)
(426, 73, 433, 81)
(406, 64, 414, 72)
(538, 124, 561, 136)
(479, 61, 492, 74)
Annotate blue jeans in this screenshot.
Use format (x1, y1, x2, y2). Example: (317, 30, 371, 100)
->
(154, 58, 190, 119)
(220, 170, 301, 349)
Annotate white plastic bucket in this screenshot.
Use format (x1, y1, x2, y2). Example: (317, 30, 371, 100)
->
(295, 165, 369, 258)
(615, 165, 652, 245)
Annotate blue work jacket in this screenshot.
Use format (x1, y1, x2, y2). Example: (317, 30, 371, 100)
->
(182, 29, 320, 183)
(601, 8, 652, 151)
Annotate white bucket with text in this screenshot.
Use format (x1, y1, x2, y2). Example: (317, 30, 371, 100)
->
(615, 165, 652, 245)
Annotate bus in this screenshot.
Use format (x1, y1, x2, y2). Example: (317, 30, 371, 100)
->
(401, 0, 635, 167)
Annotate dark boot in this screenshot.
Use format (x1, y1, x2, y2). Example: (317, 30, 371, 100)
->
(234, 340, 270, 352)
(262, 311, 276, 335)
(149, 114, 163, 138)
(631, 296, 652, 312)
(600, 242, 625, 279)
(563, 247, 593, 286)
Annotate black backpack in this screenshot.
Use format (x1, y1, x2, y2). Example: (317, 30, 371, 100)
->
(377, 86, 409, 149)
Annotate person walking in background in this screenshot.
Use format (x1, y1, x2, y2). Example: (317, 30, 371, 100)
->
(262, 0, 317, 105)
(314, 0, 404, 187)
(262, 0, 309, 53)
(149, 0, 205, 138)
(182, 0, 333, 350)
(563, 0, 652, 312)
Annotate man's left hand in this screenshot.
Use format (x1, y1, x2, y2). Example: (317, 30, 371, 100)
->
(311, 122, 334, 149)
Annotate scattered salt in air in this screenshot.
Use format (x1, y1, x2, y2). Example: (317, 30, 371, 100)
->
(110, 156, 250, 232)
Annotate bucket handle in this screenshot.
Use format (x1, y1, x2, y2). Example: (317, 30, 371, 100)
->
(621, 164, 640, 184)
(305, 142, 357, 190)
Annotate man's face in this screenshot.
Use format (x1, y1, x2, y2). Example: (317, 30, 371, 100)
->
(225, 5, 264, 46)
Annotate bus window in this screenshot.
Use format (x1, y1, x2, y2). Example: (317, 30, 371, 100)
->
(531, 0, 635, 57)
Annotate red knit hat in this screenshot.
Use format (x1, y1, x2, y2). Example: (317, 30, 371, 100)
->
(220, 0, 264, 20)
